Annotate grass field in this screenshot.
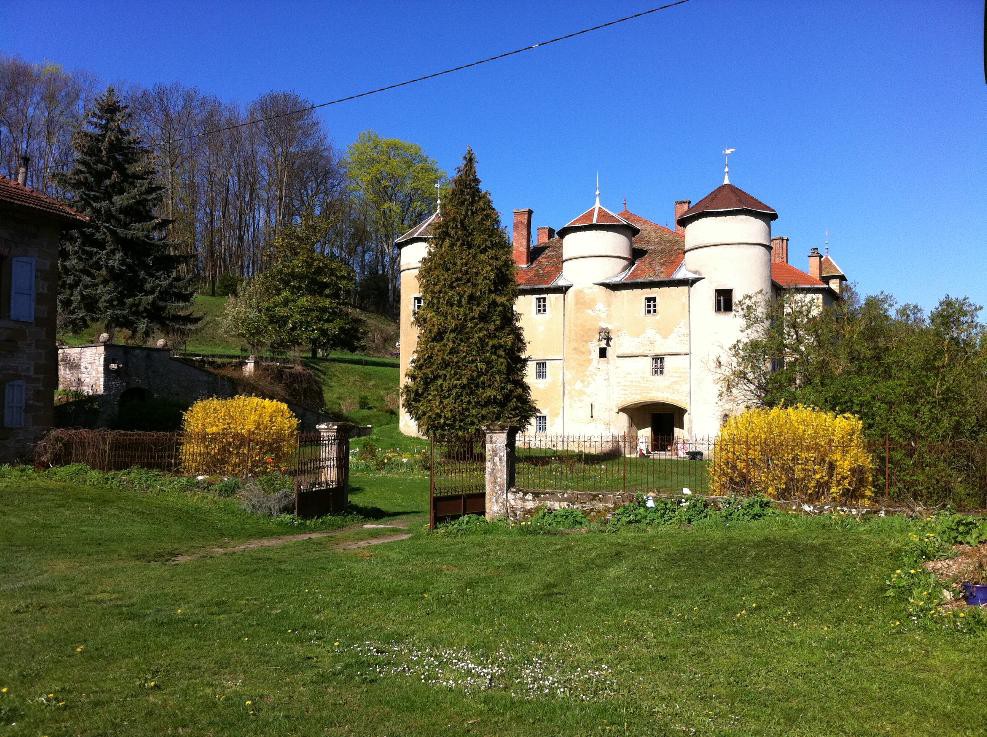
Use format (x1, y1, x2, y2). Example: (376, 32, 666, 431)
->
(1, 469, 983, 736)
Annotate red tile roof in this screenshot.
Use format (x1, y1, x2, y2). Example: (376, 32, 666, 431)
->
(820, 254, 845, 277)
(395, 210, 440, 245)
(619, 209, 685, 282)
(516, 241, 563, 287)
(557, 201, 640, 236)
(0, 175, 86, 223)
(771, 261, 826, 288)
(677, 183, 777, 225)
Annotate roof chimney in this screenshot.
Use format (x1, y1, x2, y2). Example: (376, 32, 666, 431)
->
(674, 200, 691, 234)
(16, 155, 29, 186)
(771, 236, 789, 264)
(808, 247, 822, 279)
(536, 226, 555, 244)
(513, 209, 532, 267)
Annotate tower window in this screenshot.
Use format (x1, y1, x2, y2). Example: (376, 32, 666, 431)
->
(644, 296, 657, 315)
(412, 295, 423, 314)
(535, 415, 547, 433)
(534, 296, 547, 315)
(535, 361, 547, 380)
(651, 356, 665, 376)
(598, 346, 608, 359)
(714, 289, 733, 313)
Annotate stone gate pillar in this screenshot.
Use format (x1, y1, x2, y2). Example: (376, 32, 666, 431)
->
(316, 422, 349, 491)
(485, 426, 516, 520)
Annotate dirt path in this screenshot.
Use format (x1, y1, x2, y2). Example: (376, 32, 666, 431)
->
(169, 523, 410, 564)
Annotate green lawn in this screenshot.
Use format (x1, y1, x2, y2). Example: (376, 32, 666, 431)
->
(1, 470, 983, 736)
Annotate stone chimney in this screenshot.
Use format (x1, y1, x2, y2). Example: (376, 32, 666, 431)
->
(770, 236, 789, 264)
(536, 226, 555, 244)
(16, 155, 29, 186)
(808, 247, 823, 279)
(674, 200, 691, 234)
(513, 209, 532, 267)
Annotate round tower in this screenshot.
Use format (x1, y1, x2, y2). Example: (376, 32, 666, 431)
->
(395, 208, 440, 437)
(677, 179, 777, 438)
(557, 187, 639, 285)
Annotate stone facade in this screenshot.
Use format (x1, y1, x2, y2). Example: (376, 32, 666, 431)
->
(57, 345, 324, 429)
(0, 185, 83, 462)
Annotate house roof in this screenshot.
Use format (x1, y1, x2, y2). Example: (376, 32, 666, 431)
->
(820, 253, 845, 278)
(395, 210, 440, 246)
(676, 183, 777, 225)
(556, 200, 640, 238)
(516, 241, 564, 288)
(0, 175, 86, 224)
(771, 261, 826, 289)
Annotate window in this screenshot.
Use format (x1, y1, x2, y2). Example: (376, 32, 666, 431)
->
(535, 296, 547, 315)
(3, 380, 26, 428)
(651, 356, 665, 376)
(598, 346, 608, 359)
(535, 415, 547, 433)
(714, 288, 733, 313)
(535, 361, 547, 380)
(644, 296, 657, 315)
(412, 295, 423, 315)
(10, 256, 36, 322)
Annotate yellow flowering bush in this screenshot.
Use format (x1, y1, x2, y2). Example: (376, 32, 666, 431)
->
(181, 396, 299, 476)
(710, 406, 873, 504)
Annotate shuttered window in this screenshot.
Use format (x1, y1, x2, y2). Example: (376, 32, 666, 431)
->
(4, 380, 26, 428)
(10, 257, 36, 322)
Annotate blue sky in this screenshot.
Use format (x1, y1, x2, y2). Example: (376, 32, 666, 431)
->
(3, 0, 984, 310)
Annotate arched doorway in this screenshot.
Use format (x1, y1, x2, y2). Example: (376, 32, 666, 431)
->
(619, 401, 687, 453)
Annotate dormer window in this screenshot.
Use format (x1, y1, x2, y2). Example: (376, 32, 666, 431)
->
(534, 296, 547, 315)
(714, 289, 733, 313)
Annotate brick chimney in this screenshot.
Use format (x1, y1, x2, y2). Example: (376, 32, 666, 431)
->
(771, 236, 789, 264)
(513, 209, 532, 267)
(808, 247, 822, 279)
(674, 200, 691, 234)
(16, 155, 29, 186)
(536, 226, 555, 244)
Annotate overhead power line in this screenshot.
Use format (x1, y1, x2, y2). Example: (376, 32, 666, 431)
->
(193, 0, 692, 140)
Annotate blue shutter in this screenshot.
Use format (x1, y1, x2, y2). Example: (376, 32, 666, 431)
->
(4, 380, 26, 428)
(10, 257, 36, 322)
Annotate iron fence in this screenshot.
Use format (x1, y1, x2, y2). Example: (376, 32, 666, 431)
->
(427, 434, 486, 527)
(33, 428, 350, 497)
(515, 434, 987, 511)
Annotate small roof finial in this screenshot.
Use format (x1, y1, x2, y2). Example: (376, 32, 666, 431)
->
(435, 180, 441, 213)
(623, 196, 627, 211)
(595, 172, 600, 207)
(722, 147, 736, 185)
(824, 228, 830, 254)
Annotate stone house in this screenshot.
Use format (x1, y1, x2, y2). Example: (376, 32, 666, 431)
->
(397, 167, 847, 445)
(0, 170, 86, 462)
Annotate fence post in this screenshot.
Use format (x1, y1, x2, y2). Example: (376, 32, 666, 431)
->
(316, 422, 346, 490)
(484, 425, 516, 521)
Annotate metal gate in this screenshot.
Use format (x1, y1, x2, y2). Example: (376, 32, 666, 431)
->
(428, 434, 486, 528)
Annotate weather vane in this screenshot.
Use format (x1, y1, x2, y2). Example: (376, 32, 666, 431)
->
(722, 148, 736, 184)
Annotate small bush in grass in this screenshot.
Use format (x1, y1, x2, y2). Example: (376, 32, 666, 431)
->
(710, 405, 873, 504)
(181, 396, 298, 476)
(238, 472, 295, 516)
(527, 507, 590, 531)
(434, 514, 504, 534)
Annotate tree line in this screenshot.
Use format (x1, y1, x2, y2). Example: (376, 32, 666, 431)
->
(0, 54, 444, 315)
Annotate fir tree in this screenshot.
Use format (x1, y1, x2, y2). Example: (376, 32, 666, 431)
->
(56, 87, 195, 341)
(403, 148, 535, 439)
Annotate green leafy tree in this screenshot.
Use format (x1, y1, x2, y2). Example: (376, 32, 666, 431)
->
(402, 148, 535, 439)
(56, 87, 195, 341)
(227, 208, 361, 358)
(345, 131, 445, 312)
(219, 277, 278, 353)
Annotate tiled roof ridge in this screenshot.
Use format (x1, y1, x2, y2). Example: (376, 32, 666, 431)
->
(0, 174, 86, 222)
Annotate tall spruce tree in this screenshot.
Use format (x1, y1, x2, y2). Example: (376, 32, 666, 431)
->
(57, 87, 195, 340)
(403, 148, 535, 439)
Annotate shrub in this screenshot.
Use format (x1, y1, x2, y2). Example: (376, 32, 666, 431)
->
(237, 473, 295, 516)
(710, 406, 873, 504)
(181, 396, 299, 476)
(527, 507, 590, 531)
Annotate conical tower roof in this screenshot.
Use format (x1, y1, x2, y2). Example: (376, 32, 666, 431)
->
(676, 183, 777, 226)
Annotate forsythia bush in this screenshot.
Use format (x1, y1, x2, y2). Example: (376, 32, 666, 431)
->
(710, 406, 873, 504)
(181, 396, 299, 476)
